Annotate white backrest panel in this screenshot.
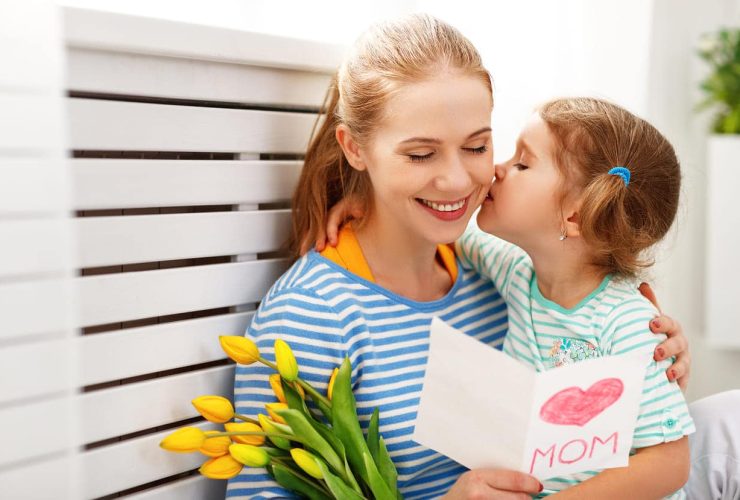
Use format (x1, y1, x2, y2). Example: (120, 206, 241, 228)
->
(0, 1, 79, 498)
(63, 7, 342, 499)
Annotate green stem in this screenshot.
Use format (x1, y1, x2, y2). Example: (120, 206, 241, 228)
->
(234, 413, 260, 425)
(295, 378, 333, 410)
(259, 357, 333, 410)
(210, 430, 306, 445)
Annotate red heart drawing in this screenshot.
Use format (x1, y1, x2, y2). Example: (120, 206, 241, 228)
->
(539, 378, 624, 427)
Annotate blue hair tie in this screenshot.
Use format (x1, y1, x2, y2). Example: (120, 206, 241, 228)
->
(608, 166, 631, 186)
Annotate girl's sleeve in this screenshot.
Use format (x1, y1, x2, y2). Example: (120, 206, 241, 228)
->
(455, 224, 530, 299)
(226, 287, 347, 499)
(603, 299, 695, 449)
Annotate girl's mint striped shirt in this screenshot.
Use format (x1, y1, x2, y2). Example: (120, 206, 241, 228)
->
(456, 226, 694, 498)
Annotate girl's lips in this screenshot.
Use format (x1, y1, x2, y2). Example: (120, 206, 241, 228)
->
(416, 195, 470, 221)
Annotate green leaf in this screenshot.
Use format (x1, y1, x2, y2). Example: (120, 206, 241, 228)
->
(331, 357, 373, 485)
(361, 451, 396, 500)
(367, 408, 380, 462)
(316, 459, 367, 500)
(272, 463, 331, 500)
(283, 379, 353, 481)
(376, 437, 398, 494)
(276, 408, 346, 478)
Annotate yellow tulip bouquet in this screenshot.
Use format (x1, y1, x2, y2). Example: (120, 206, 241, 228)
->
(159, 336, 402, 499)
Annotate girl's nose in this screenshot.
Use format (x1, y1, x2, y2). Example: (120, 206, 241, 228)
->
(494, 162, 505, 181)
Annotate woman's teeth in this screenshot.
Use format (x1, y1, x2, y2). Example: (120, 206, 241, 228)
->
(419, 198, 465, 212)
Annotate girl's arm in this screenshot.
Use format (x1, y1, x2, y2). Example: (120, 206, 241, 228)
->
(550, 437, 690, 499)
(454, 224, 529, 298)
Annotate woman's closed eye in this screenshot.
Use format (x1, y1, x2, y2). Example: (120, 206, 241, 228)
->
(463, 145, 489, 154)
(407, 152, 435, 162)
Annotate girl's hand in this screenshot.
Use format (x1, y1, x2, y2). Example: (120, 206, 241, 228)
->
(310, 196, 365, 253)
(444, 469, 543, 499)
(638, 283, 691, 390)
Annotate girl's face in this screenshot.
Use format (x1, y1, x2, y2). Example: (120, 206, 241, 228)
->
(477, 113, 565, 250)
(353, 74, 494, 246)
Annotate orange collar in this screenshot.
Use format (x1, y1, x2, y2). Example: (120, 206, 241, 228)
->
(319, 224, 458, 284)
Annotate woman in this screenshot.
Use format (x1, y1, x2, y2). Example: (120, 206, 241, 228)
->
(227, 14, 690, 499)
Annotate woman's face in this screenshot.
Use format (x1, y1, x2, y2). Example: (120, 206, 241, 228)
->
(353, 73, 494, 246)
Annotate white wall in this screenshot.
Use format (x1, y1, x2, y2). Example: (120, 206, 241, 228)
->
(54, 0, 740, 401)
(647, 0, 740, 401)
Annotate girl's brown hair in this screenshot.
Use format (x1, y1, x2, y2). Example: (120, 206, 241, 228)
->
(290, 14, 492, 256)
(539, 97, 681, 278)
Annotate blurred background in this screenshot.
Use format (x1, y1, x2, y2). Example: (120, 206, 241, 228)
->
(1, 0, 738, 497)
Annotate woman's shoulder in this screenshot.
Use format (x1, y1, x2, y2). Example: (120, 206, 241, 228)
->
(263, 251, 375, 305)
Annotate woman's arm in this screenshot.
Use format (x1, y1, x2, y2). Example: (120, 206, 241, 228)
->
(550, 437, 690, 499)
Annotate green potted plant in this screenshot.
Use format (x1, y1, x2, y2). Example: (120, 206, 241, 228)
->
(697, 28, 740, 134)
(697, 27, 740, 348)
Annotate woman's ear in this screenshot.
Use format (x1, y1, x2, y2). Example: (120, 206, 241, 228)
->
(336, 125, 366, 171)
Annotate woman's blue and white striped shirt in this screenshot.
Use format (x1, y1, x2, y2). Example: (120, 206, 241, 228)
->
(226, 250, 508, 499)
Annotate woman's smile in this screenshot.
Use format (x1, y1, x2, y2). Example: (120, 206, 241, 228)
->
(416, 194, 470, 221)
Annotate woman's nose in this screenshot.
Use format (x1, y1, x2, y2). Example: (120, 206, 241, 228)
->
(435, 157, 471, 192)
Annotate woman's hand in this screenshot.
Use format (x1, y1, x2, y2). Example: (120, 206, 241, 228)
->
(444, 469, 542, 499)
(638, 283, 691, 390)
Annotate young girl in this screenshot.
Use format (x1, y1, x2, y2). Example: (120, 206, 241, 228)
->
(456, 97, 694, 497)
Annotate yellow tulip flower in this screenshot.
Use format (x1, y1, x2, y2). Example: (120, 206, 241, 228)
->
(269, 374, 305, 403)
(274, 339, 298, 382)
(199, 454, 243, 479)
(224, 422, 265, 446)
(265, 402, 289, 424)
(327, 367, 339, 400)
(192, 395, 234, 424)
(199, 431, 231, 458)
(229, 443, 270, 468)
(159, 426, 206, 453)
(269, 373, 287, 403)
(290, 448, 324, 479)
(219, 335, 260, 365)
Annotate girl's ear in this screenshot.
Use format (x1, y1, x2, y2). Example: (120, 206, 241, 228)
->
(336, 125, 367, 171)
(562, 197, 583, 238)
(564, 211, 582, 238)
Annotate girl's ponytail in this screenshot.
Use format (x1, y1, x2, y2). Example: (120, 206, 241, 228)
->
(578, 172, 653, 276)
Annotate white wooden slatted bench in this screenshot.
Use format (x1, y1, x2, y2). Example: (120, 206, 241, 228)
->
(0, 5, 343, 499)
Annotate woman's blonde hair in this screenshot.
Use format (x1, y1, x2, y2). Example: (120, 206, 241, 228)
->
(290, 14, 492, 256)
(539, 97, 681, 278)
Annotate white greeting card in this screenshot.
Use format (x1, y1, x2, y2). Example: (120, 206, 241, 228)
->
(412, 317, 647, 479)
